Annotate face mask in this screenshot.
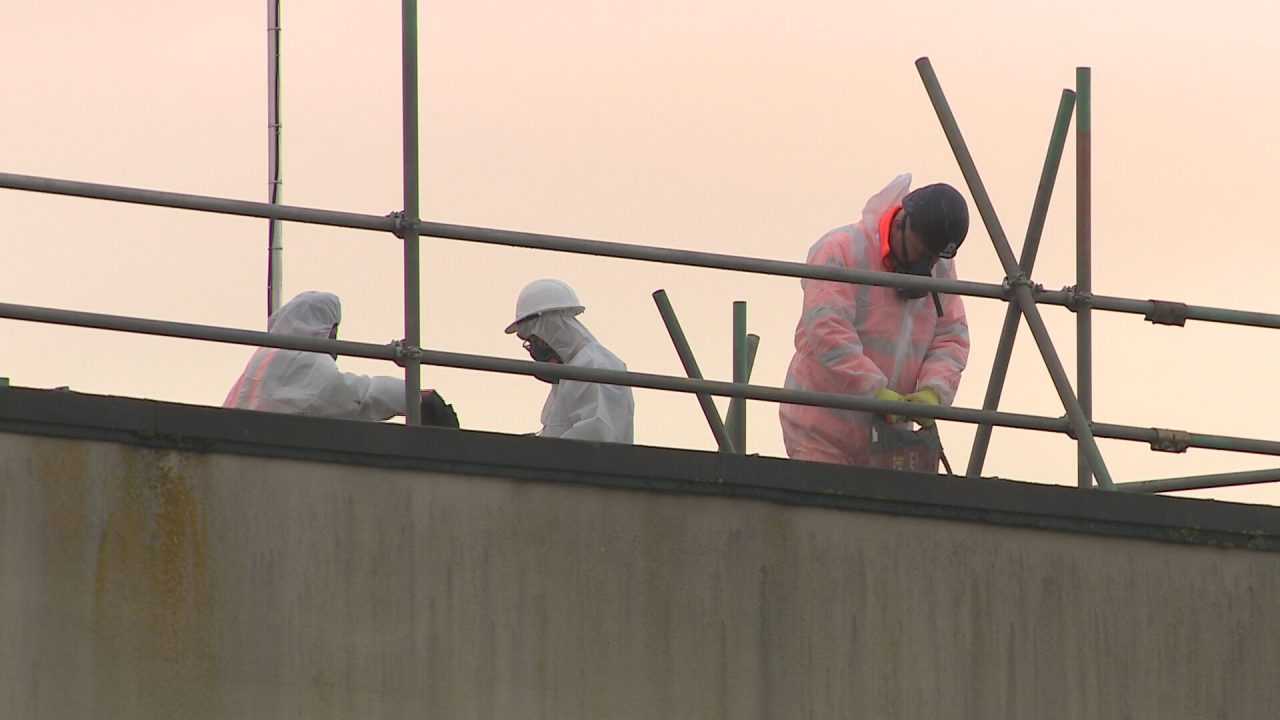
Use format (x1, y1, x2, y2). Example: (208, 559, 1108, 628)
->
(890, 249, 936, 300)
(525, 337, 562, 364)
(522, 336, 564, 383)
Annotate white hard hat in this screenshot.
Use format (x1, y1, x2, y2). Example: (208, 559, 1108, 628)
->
(505, 278, 585, 334)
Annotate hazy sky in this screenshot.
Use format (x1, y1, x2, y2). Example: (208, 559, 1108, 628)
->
(3, 0, 1279, 504)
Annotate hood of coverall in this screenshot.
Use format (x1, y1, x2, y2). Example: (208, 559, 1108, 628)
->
(860, 173, 913, 234)
(516, 309, 597, 364)
(267, 291, 342, 338)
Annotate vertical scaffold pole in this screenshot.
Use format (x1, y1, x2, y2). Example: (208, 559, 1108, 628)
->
(966, 90, 1076, 478)
(729, 301, 748, 454)
(266, 0, 283, 317)
(725, 332, 759, 451)
(1076, 67, 1094, 489)
(915, 57, 1114, 490)
(401, 0, 423, 425)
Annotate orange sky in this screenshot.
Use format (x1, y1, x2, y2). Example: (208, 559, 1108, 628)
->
(3, 0, 1279, 503)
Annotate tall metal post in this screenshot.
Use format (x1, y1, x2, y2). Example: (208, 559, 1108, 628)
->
(729, 301, 748, 454)
(401, 0, 423, 425)
(266, 0, 283, 317)
(966, 90, 1076, 477)
(725, 333, 759, 448)
(1076, 67, 1094, 489)
(915, 57, 1113, 490)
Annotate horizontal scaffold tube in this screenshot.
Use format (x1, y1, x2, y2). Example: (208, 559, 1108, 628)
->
(415, 219, 1002, 300)
(5, 300, 1280, 458)
(0, 172, 396, 233)
(4, 171, 1280, 329)
(1117, 468, 1280, 494)
(0, 301, 400, 361)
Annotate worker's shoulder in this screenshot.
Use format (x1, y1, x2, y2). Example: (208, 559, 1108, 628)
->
(816, 221, 875, 245)
(808, 222, 873, 262)
(575, 341, 627, 370)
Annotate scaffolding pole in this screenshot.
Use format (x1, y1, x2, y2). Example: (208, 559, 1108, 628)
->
(729, 301, 748, 454)
(266, 0, 284, 317)
(1076, 66, 1094, 489)
(5, 171, 1280, 332)
(652, 290, 735, 452)
(725, 332, 759, 452)
(0, 172, 396, 231)
(915, 56, 1114, 490)
(400, 0, 422, 425)
(1118, 468, 1280, 494)
(966, 89, 1076, 478)
(6, 298, 1280, 463)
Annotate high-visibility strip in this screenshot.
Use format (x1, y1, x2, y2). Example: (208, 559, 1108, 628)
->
(878, 204, 903, 265)
(227, 348, 280, 409)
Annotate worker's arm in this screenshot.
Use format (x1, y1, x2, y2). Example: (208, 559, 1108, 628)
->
(298, 356, 407, 420)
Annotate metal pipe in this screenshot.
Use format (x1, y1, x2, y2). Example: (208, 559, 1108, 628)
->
(416, 217, 1006, 300)
(729, 301, 747, 454)
(0, 301, 399, 361)
(266, 0, 284, 317)
(1089, 422, 1280, 457)
(1117, 468, 1280, 494)
(0, 172, 396, 232)
(915, 56, 1115, 490)
(7, 299, 1280, 459)
(398, 354, 1280, 460)
(966, 89, 1076, 478)
(7, 170, 1280, 330)
(1035, 289, 1280, 329)
(725, 333, 759, 449)
(652, 290, 735, 452)
(406, 348, 1071, 433)
(400, 0, 422, 425)
(1076, 67, 1093, 489)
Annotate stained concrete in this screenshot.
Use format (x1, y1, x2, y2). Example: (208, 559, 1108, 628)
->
(3, 417, 1279, 719)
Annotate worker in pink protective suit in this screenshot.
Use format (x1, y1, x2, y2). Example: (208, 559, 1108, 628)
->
(223, 291, 406, 420)
(779, 174, 970, 465)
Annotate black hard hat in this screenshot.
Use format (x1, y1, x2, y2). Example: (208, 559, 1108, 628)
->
(902, 183, 969, 259)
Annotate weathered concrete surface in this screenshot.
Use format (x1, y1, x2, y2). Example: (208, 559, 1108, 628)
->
(3, 430, 1278, 719)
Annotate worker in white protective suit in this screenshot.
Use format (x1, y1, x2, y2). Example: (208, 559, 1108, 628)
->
(223, 290, 406, 420)
(505, 279, 634, 443)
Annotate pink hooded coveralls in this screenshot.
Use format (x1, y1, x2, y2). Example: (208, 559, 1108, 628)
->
(779, 174, 969, 465)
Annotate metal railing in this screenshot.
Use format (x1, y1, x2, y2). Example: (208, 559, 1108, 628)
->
(3, 1, 1280, 495)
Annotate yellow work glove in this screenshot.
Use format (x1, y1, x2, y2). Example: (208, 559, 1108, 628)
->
(904, 387, 941, 428)
(873, 387, 906, 424)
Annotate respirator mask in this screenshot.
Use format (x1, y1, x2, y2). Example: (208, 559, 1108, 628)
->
(522, 335, 564, 383)
(894, 257, 935, 300)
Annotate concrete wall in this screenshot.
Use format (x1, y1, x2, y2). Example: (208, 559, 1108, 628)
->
(3, 430, 1279, 719)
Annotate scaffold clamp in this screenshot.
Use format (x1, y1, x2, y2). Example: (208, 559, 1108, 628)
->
(392, 339, 420, 367)
(1144, 300, 1188, 326)
(387, 210, 408, 239)
(1061, 285, 1093, 312)
(1151, 428, 1191, 453)
(1003, 272, 1033, 291)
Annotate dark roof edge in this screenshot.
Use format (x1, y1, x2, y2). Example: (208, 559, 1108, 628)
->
(3, 386, 1279, 551)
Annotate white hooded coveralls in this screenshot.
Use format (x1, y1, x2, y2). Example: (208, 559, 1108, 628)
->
(518, 311, 634, 443)
(223, 291, 405, 420)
